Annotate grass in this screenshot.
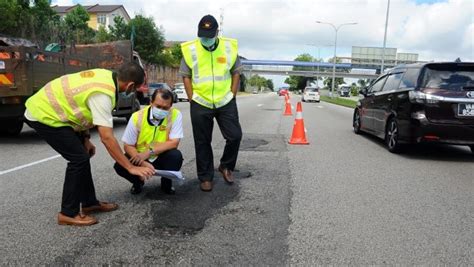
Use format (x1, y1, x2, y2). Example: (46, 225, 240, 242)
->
(320, 95, 357, 108)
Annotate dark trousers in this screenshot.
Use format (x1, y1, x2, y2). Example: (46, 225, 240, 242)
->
(27, 121, 99, 218)
(190, 98, 242, 182)
(113, 149, 183, 190)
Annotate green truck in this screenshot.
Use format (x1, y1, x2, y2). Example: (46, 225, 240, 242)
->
(0, 38, 143, 135)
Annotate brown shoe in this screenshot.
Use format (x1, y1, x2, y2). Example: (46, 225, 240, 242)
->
(218, 165, 234, 184)
(200, 181, 213, 192)
(81, 201, 118, 214)
(57, 212, 97, 226)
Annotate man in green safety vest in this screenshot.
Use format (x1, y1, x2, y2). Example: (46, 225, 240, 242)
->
(113, 88, 184, 195)
(180, 15, 243, 192)
(24, 62, 155, 226)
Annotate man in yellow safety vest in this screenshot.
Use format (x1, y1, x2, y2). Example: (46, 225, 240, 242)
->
(180, 15, 243, 192)
(24, 62, 155, 226)
(113, 88, 184, 195)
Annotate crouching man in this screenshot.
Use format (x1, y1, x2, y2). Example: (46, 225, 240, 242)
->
(114, 88, 184, 194)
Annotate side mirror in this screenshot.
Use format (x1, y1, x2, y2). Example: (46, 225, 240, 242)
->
(359, 87, 368, 96)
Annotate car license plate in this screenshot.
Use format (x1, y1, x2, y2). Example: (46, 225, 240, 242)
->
(458, 103, 474, 116)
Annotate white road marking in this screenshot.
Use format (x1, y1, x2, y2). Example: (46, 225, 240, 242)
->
(258, 104, 264, 107)
(317, 106, 324, 109)
(0, 154, 61, 176)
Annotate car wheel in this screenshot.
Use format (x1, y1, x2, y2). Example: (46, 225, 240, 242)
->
(385, 118, 402, 153)
(353, 109, 362, 134)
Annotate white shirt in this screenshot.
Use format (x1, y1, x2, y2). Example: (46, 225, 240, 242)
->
(121, 107, 183, 146)
(25, 93, 114, 128)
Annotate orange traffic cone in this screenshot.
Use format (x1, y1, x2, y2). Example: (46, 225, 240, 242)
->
(289, 102, 309, 145)
(283, 94, 292, 116)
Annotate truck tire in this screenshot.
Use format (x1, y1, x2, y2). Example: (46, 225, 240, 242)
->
(0, 120, 24, 136)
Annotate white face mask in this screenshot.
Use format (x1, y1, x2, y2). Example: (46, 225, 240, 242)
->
(151, 106, 169, 120)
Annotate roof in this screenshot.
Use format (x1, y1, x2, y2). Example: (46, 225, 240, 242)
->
(51, 4, 130, 20)
(0, 36, 38, 47)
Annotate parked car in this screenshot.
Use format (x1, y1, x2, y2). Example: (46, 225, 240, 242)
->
(278, 88, 289, 96)
(252, 89, 258, 94)
(353, 62, 474, 153)
(148, 83, 178, 103)
(173, 83, 188, 101)
(339, 86, 351, 97)
(302, 87, 320, 102)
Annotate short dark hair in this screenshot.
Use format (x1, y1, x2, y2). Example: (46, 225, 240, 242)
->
(151, 88, 173, 104)
(117, 62, 145, 86)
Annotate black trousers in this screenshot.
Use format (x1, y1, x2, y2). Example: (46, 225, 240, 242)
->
(190, 98, 242, 182)
(27, 121, 99, 218)
(113, 149, 183, 190)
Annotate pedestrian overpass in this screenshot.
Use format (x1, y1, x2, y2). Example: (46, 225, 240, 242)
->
(241, 59, 379, 79)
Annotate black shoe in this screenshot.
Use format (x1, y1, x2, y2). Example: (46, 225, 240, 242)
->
(130, 182, 144, 195)
(161, 186, 175, 195)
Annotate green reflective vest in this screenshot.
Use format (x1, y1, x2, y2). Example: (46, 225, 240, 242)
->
(25, 69, 116, 131)
(181, 37, 238, 109)
(132, 106, 179, 161)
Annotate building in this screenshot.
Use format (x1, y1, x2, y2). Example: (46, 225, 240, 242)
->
(351, 46, 419, 70)
(52, 4, 131, 31)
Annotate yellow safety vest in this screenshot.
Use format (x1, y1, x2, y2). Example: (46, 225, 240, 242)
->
(181, 37, 238, 109)
(25, 69, 116, 131)
(132, 106, 180, 161)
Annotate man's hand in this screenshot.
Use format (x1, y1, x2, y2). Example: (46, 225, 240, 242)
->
(129, 151, 150, 166)
(128, 165, 155, 181)
(83, 139, 96, 157)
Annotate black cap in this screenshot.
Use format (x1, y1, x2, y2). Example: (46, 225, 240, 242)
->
(198, 15, 218, 38)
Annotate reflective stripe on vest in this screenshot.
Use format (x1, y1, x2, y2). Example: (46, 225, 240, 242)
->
(25, 69, 116, 131)
(44, 76, 115, 130)
(181, 37, 238, 109)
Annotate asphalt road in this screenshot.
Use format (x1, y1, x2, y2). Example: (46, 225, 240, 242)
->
(0, 93, 472, 264)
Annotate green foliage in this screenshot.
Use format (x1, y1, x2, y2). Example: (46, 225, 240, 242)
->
(286, 53, 316, 90)
(108, 16, 129, 41)
(248, 74, 268, 90)
(96, 25, 112, 43)
(64, 5, 91, 44)
(128, 15, 165, 64)
(320, 95, 357, 108)
(266, 79, 274, 90)
(0, 0, 59, 47)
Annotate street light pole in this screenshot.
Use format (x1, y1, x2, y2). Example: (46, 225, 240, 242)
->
(381, 0, 391, 73)
(316, 21, 357, 97)
(306, 44, 332, 87)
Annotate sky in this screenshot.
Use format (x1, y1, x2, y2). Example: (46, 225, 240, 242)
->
(51, 0, 473, 87)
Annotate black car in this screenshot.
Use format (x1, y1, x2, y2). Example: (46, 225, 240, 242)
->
(353, 62, 474, 153)
(148, 83, 178, 103)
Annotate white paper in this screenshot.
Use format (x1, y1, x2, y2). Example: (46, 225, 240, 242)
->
(155, 169, 185, 185)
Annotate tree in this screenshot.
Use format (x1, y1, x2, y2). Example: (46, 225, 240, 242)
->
(96, 25, 112, 43)
(285, 53, 316, 91)
(266, 79, 274, 91)
(108, 16, 129, 41)
(64, 5, 91, 45)
(248, 74, 268, 91)
(128, 15, 165, 64)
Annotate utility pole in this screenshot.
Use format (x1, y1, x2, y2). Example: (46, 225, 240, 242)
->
(381, 0, 391, 73)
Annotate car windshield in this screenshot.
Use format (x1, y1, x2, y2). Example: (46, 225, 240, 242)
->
(305, 88, 318, 92)
(421, 64, 474, 91)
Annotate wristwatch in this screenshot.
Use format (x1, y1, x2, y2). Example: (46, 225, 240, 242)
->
(149, 148, 156, 156)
